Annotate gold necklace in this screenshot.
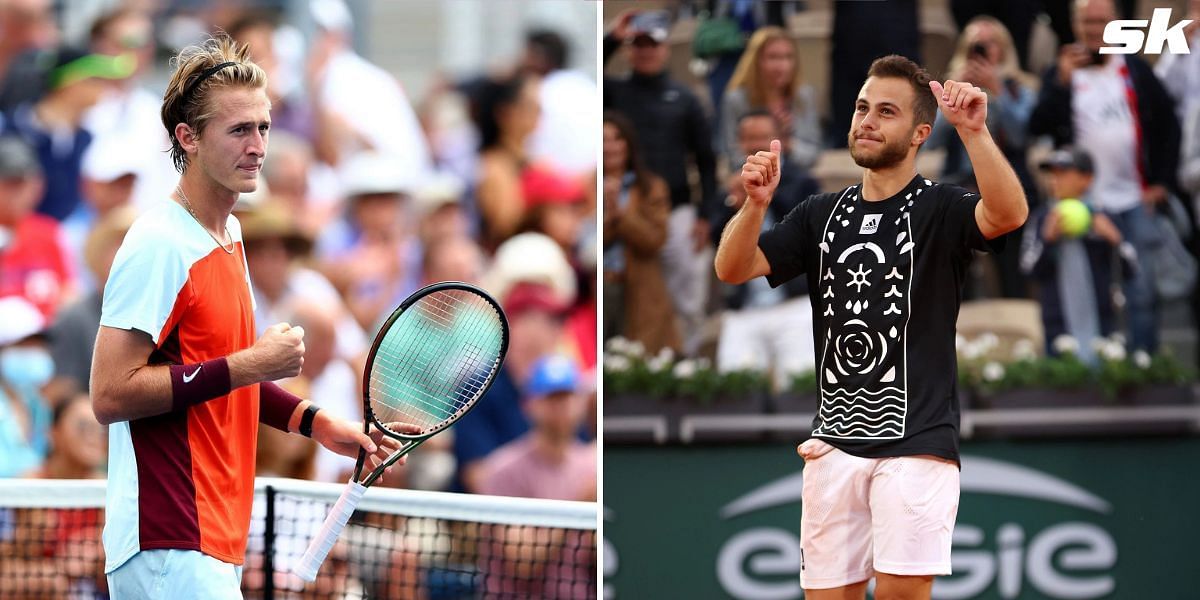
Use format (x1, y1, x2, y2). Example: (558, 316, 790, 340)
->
(176, 186, 235, 255)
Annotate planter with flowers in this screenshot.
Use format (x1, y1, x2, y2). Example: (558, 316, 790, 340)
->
(602, 338, 770, 417)
(950, 333, 1195, 436)
(956, 333, 1195, 410)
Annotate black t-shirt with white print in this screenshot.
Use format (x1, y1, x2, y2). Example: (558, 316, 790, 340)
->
(759, 174, 1001, 463)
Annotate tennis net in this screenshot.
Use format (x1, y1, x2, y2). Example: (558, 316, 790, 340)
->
(0, 477, 598, 599)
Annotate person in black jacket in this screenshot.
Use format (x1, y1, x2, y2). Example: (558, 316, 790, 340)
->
(1027, 0, 1180, 353)
(711, 109, 818, 388)
(603, 9, 719, 354)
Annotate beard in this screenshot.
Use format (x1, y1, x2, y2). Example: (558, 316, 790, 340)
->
(848, 129, 912, 169)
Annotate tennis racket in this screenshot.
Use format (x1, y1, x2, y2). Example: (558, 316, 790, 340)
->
(294, 281, 509, 582)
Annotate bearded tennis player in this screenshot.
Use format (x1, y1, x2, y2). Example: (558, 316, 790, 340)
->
(90, 36, 403, 598)
(715, 54, 1028, 599)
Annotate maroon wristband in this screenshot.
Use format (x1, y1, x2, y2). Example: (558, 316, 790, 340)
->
(260, 381, 304, 433)
(169, 357, 232, 413)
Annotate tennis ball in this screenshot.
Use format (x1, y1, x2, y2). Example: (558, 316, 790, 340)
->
(1056, 198, 1091, 238)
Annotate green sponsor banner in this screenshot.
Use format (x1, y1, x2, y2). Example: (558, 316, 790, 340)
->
(604, 438, 1200, 599)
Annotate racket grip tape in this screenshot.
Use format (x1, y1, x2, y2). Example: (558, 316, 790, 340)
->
(294, 481, 367, 582)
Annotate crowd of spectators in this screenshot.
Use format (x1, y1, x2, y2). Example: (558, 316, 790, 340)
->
(602, 0, 1200, 389)
(0, 0, 597, 497)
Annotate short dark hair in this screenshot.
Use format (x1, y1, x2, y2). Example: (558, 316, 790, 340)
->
(526, 29, 568, 71)
(866, 54, 937, 128)
(88, 8, 141, 46)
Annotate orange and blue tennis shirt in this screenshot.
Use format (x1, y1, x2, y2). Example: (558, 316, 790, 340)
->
(99, 201, 259, 573)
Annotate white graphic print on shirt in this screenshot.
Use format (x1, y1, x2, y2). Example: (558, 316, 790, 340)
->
(813, 180, 927, 439)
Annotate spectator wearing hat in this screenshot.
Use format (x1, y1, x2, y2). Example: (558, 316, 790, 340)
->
(479, 353, 595, 501)
(61, 134, 139, 294)
(242, 201, 368, 365)
(0, 295, 54, 477)
(317, 151, 422, 330)
(414, 173, 470, 247)
(452, 282, 571, 493)
(1028, 0, 1181, 354)
(483, 231, 592, 367)
(604, 9, 719, 355)
(1021, 147, 1134, 364)
(82, 7, 178, 214)
(0, 135, 74, 319)
(49, 205, 136, 395)
(519, 166, 586, 257)
(0, 46, 135, 221)
(477, 354, 596, 600)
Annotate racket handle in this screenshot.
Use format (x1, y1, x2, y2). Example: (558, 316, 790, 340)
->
(293, 481, 367, 582)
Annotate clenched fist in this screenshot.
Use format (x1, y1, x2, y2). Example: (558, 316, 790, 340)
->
(252, 322, 306, 382)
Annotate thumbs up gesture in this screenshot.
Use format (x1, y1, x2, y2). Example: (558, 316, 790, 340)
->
(930, 80, 988, 133)
(741, 139, 783, 208)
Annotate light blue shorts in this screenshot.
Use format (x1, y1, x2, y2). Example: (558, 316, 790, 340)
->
(107, 549, 243, 599)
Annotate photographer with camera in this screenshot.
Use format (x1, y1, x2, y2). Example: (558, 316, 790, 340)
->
(925, 15, 1038, 298)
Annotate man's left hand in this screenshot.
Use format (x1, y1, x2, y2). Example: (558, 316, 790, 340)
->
(311, 413, 417, 481)
(930, 80, 988, 134)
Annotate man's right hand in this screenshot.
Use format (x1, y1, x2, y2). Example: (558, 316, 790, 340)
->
(742, 139, 782, 208)
(1056, 44, 1093, 86)
(249, 323, 306, 382)
(610, 10, 638, 42)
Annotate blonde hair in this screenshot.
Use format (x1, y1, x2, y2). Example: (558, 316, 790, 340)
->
(160, 35, 268, 173)
(726, 26, 802, 108)
(946, 16, 1039, 93)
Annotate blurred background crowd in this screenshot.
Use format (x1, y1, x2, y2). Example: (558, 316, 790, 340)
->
(602, 0, 1200, 390)
(0, 0, 598, 500)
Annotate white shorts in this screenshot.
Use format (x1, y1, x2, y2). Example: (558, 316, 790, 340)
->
(107, 549, 243, 599)
(799, 442, 960, 589)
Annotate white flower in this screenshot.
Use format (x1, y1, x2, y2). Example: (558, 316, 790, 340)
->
(603, 354, 631, 372)
(655, 347, 675, 363)
(646, 354, 672, 373)
(962, 340, 986, 360)
(1108, 332, 1127, 346)
(604, 336, 631, 356)
(1052, 335, 1079, 355)
(673, 359, 697, 379)
(1012, 339, 1037, 361)
(1100, 341, 1126, 362)
(1134, 350, 1152, 369)
(626, 341, 646, 359)
(977, 333, 1000, 351)
(982, 361, 1005, 382)
(955, 334, 966, 352)
(1090, 337, 1108, 352)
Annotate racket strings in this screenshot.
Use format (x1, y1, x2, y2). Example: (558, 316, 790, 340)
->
(368, 289, 504, 434)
